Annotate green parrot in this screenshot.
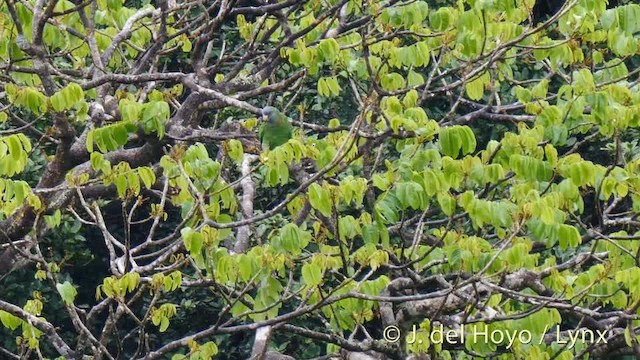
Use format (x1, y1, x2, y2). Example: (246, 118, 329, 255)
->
(259, 106, 293, 150)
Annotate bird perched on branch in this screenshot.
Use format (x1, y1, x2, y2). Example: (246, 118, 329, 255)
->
(259, 106, 293, 150)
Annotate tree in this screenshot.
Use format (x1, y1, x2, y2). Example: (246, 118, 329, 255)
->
(1, 0, 640, 359)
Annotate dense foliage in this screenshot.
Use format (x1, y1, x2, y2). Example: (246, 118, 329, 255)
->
(2, 0, 640, 359)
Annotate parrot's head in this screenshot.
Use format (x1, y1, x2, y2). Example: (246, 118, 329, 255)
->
(261, 106, 278, 124)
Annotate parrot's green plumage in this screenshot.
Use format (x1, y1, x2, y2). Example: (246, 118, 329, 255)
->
(259, 106, 293, 150)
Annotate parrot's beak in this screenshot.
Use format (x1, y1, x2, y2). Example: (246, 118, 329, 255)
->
(261, 114, 269, 122)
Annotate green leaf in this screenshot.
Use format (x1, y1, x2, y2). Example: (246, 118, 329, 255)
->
(318, 38, 340, 62)
(138, 167, 156, 189)
(396, 182, 426, 210)
(381, 73, 405, 91)
(0, 311, 22, 330)
(531, 79, 549, 99)
(460, 126, 477, 155)
(115, 174, 127, 198)
(238, 254, 256, 282)
(558, 224, 581, 250)
(430, 7, 451, 31)
(127, 172, 141, 196)
(308, 183, 332, 217)
(301, 263, 322, 286)
(278, 223, 311, 255)
(44, 209, 62, 228)
(88, 121, 136, 153)
(437, 192, 456, 216)
(86, 130, 94, 153)
(439, 126, 475, 158)
(465, 72, 489, 100)
(181, 227, 203, 256)
(372, 174, 390, 191)
(227, 139, 244, 163)
(407, 70, 424, 87)
(56, 282, 78, 305)
(572, 69, 595, 95)
(7, 136, 22, 161)
(515, 86, 532, 103)
(50, 91, 65, 112)
(140, 101, 169, 138)
(120, 99, 142, 122)
(317, 77, 341, 97)
(159, 316, 169, 332)
(439, 127, 462, 158)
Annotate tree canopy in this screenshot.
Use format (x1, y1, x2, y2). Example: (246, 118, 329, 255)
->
(2, 0, 640, 359)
